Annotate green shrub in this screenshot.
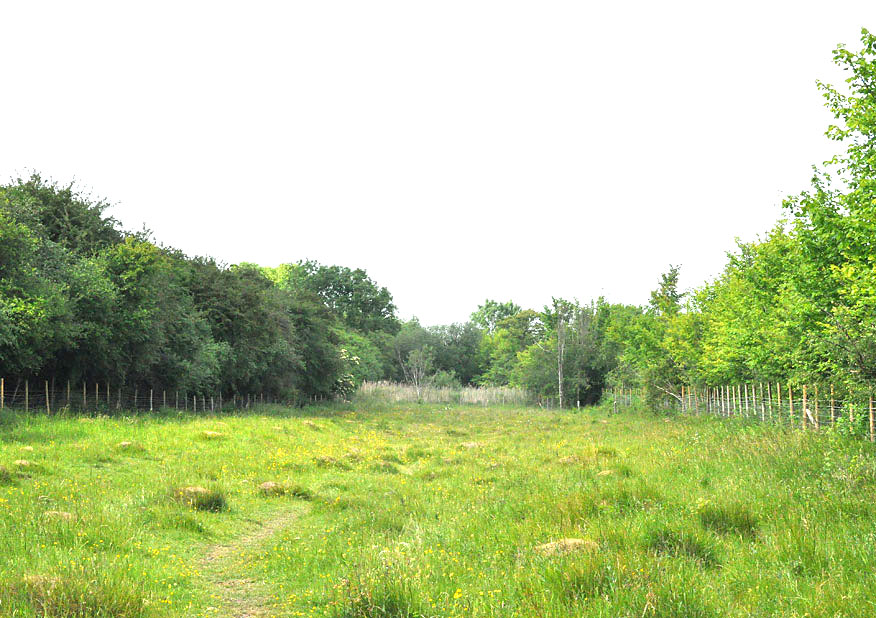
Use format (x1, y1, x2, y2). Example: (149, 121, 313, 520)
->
(831, 406, 870, 439)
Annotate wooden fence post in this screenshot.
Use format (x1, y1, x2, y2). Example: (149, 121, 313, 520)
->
(767, 382, 772, 419)
(150, 389, 153, 412)
(870, 395, 875, 443)
(802, 385, 807, 430)
(82, 382, 86, 410)
(830, 384, 835, 425)
(789, 384, 794, 423)
(45, 380, 50, 415)
(776, 381, 782, 416)
(25, 380, 29, 412)
(1, 377, 4, 410)
(759, 382, 765, 421)
(814, 385, 819, 429)
(163, 391, 167, 409)
(744, 383, 749, 414)
(96, 383, 99, 410)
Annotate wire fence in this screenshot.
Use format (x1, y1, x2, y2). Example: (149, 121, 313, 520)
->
(0, 378, 286, 415)
(612, 383, 876, 440)
(0, 378, 533, 415)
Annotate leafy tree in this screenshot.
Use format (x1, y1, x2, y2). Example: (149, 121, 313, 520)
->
(428, 322, 485, 385)
(402, 346, 435, 400)
(479, 309, 543, 385)
(336, 328, 386, 384)
(3, 173, 123, 253)
(695, 229, 799, 384)
(782, 28, 876, 391)
(471, 299, 521, 334)
(514, 299, 618, 406)
(265, 260, 399, 335)
(391, 318, 435, 381)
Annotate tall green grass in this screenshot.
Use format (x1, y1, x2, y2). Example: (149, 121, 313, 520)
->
(1, 404, 875, 616)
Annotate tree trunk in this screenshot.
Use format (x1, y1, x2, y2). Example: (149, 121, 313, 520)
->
(557, 315, 566, 408)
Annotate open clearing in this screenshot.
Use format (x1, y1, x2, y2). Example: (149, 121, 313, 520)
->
(2, 403, 876, 617)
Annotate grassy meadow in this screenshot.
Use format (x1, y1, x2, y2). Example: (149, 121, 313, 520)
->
(1, 403, 876, 617)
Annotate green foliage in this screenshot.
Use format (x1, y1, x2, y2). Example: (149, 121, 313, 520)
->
(470, 299, 521, 334)
(337, 329, 386, 384)
(513, 299, 618, 405)
(6, 29, 876, 412)
(479, 309, 543, 386)
(427, 321, 485, 385)
(3, 173, 123, 253)
(831, 404, 871, 438)
(265, 260, 399, 335)
(0, 174, 348, 402)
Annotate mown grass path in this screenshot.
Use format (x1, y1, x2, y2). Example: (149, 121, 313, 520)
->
(200, 507, 304, 618)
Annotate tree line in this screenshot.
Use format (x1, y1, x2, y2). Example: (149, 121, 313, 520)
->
(0, 170, 632, 405)
(2, 29, 875, 408)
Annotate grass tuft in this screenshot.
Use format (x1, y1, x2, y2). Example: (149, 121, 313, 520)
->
(5, 571, 150, 618)
(542, 556, 619, 603)
(371, 461, 400, 474)
(698, 502, 759, 538)
(259, 481, 286, 496)
(288, 484, 314, 500)
(332, 577, 424, 618)
(645, 528, 719, 568)
(173, 485, 227, 512)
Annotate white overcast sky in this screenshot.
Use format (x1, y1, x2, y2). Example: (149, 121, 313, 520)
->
(2, 2, 874, 325)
